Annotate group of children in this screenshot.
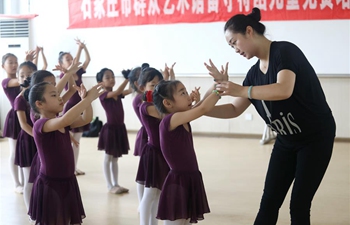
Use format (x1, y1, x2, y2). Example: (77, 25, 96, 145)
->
(1, 38, 222, 225)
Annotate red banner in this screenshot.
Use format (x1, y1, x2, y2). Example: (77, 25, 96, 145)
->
(68, 0, 350, 29)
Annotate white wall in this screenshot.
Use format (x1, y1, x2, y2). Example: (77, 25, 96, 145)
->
(1, 0, 349, 138)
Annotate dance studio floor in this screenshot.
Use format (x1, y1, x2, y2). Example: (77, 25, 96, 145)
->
(1, 133, 349, 225)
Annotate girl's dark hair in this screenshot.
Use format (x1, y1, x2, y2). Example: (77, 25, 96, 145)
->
(138, 67, 163, 88)
(128, 67, 141, 92)
(58, 51, 70, 64)
(121, 69, 131, 79)
(28, 82, 50, 114)
(21, 76, 32, 88)
(224, 7, 265, 35)
(24, 70, 55, 101)
(153, 80, 181, 114)
(2, 53, 17, 66)
(30, 70, 55, 86)
(96, 68, 114, 82)
(128, 63, 150, 92)
(19, 61, 37, 72)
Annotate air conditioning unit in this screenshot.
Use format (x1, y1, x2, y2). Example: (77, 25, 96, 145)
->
(0, 19, 29, 134)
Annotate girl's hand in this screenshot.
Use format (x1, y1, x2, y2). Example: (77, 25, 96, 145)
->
(75, 38, 86, 49)
(204, 59, 228, 82)
(35, 46, 41, 53)
(86, 84, 105, 101)
(160, 63, 170, 80)
(25, 50, 36, 62)
(52, 65, 67, 73)
(70, 135, 79, 148)
(74, 83, 87, 99)
(169, 62, 176, 80)
(66, 61, 82, 75)
(215, 81, 242, 97)
(190, 86, 201, 103)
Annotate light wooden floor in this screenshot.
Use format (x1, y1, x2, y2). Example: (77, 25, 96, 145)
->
(0, 134, 349, 225)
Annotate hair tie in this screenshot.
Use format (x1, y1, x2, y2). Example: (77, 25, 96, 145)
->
(146, 90, 153, 103)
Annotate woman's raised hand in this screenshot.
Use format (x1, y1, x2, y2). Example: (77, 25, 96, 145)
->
(204, 59, 229, 82)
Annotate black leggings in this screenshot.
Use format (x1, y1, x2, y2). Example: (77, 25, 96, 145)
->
(254, 124, 335, 225)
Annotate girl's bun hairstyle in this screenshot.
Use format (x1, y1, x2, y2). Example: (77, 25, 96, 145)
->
(141, 63, 150, 71)
(121, 69, 131, 79)
(20, 76, 31, 88)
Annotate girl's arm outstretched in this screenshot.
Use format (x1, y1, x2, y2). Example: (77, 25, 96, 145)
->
(169, 85, 221, 131)
(105, 78, 129, 99)
(42, 84, 104, 133)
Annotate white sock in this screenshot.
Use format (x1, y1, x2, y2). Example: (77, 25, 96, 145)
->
(164, 219, 188, 225)
(137, 183, 145, 204)
(23, 167, 33, 211)
(150, 189, 160, 225)
(139, 187, 160, 225)
(111, 157, 119, 187)
(8, 138, 21, 187)
(103, 154, 113, 189)
(72, 132, 83, 170)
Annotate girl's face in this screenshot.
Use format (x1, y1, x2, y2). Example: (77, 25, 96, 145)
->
(60, 53, 73, 69)
(2, 56, 18, 76)
(18, 65, 33, 84)
(169, 82, 192, 112)
(39, 84, 64, 114)
(225, 27, 255, 59)
(144, 76, 161, 92)
(43, 76, 56, 86)
(101, 70, 115, 88)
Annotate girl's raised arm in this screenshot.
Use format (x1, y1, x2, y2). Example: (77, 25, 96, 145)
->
(55, 62, 81, 95)
(169, 86, 221, 131)
(74, 38, 91, 71)
(43, 84, 104, 133)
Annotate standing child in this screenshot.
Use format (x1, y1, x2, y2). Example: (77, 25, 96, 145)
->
(96, 68, 132, 194)
(26, 68, 79, 187)
(128, 63, 150, 205)
(58, 38, 91, 176)
(27, 72, 104, 225)
(152, 79, 219, 225)
(135, 67, 170, 225)
(128, 63, 150, 157)
(1, 53, 23, 193)
(14, 61, 38, 212)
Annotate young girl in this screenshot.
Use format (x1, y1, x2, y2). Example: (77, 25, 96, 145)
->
(135, 67, 170, 225)
(1, 53, 23, 193)
(58, 38, 91, 176)
(128, 63, 149, 157)
(26, 68, 79, 187)
(96, 68, 132, 194)
(27, 70, 103, 225)
(128, 63, 150, 205)
(13, 61, 38, 212)
(152, 79, 219, 225)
